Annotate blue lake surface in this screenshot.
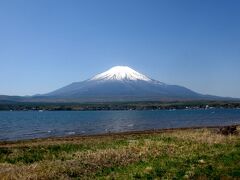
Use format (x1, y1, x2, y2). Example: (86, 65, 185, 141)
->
(0, 109, 240, 141)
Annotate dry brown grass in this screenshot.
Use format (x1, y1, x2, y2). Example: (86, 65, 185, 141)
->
(0, 138, 171, 179)
(166, 128, 239, 144)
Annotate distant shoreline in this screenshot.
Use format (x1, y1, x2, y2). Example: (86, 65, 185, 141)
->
(0, 100, 240, 111)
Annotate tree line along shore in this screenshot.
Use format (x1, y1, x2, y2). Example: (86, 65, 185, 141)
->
(0, 101, 240, 111)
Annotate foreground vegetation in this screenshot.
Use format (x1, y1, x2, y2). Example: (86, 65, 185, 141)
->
(0, 127, 240, 179)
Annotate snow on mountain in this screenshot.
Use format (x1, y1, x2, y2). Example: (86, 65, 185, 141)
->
(42, 65, 212, 102)
(0, 66, 233, 102)
(90, 66, 152, 82)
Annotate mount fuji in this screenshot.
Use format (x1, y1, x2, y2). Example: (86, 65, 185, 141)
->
(40, 66, 218, 102)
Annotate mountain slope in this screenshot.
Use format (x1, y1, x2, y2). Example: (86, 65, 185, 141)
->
(0, 66, 237, 102)
(44, 66, 204, 101)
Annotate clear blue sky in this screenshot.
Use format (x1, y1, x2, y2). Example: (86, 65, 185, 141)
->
(0, 0, 240, 97)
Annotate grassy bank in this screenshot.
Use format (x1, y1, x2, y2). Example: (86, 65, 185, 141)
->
(0, 127, 240, 179)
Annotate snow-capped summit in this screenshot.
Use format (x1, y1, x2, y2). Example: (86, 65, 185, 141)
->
(90, 66, 152, 82)
(44, 65, 206, 102)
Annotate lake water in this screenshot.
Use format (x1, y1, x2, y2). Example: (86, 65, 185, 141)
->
(0, 109, 240, 141)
